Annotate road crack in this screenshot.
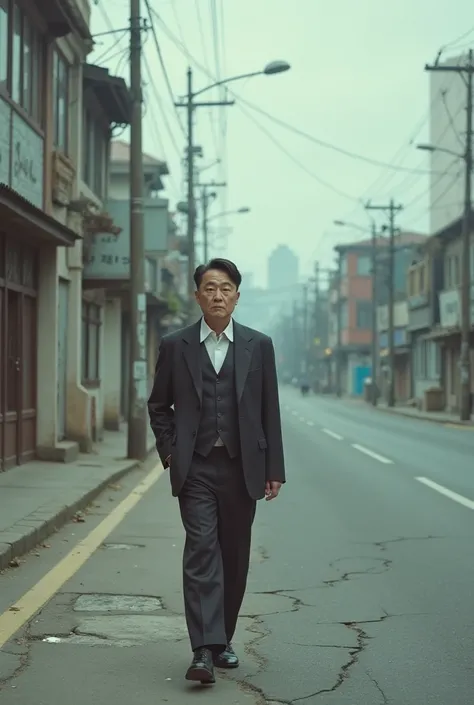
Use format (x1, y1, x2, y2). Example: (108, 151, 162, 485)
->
(0, 622, 34, 689)
(291, 622, 369, 702)
(373, 535, 444, 551)
(366, 670, 389, 704)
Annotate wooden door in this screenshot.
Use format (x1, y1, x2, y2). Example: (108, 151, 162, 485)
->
(4, 289, 21, 467)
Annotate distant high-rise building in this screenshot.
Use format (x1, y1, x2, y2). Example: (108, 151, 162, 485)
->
(267, 245, 299, 291)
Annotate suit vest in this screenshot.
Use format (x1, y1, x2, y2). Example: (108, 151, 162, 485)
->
(194, 342, 240, 458)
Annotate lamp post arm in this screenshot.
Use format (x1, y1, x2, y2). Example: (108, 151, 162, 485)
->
(192, 71, 263, 99)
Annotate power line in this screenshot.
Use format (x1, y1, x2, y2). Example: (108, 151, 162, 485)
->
(150, 10, 447, 178)
(441, 90, 464, 148)
(403, 159, 460, 211)
(233, 94, 447, 176)
(142, 52, 182, 158)
(194, 0, 220, 158)
(144, 0, 185, 135)
(236, 101, 359, 201)
(170, 0, 186, 48)
(406, 169, 462, 225)
(149, 10, 425, 201)
(440, 25, 474, 53)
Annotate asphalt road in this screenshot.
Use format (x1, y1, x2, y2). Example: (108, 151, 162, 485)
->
(1, 389, 474, 704)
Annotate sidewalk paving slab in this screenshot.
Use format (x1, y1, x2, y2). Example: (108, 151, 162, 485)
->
(0, 428, 156, 571)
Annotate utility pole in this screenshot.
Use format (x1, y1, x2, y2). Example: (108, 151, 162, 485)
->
(202, 188, 210, 264)
(175, 69, 234, 310)
(127, 0, 147, 460)
(292, 299, 299, 379)
(199, 181, 226, 263)
(314, 262, 320, 383)
(366, 200, 402, 407)
(302, 283, 308, 376)
(370, 222, 378, 405)
(335, 251, 342, 397)
(426, 51, 473, 421)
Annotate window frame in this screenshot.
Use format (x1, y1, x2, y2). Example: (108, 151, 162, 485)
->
(356, 254, 371, 277)
(82, 104, 109, 198)
(0, 0, 45, 128)
(81, 301, 101, 386)
(355, 299, 372, 329)
(52, 48, 69, 154)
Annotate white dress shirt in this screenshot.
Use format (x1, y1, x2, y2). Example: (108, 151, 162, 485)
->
(200, 318, 234, 447)
(200, 317, 234, 373)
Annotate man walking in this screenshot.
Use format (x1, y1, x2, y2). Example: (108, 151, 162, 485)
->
(148, 258, 285, 685)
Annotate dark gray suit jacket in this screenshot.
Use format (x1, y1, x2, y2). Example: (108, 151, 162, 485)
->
(147, 319, 286, 500)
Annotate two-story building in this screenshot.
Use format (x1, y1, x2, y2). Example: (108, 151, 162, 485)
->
(328, 233, 427, 397)
(83, 140, 185, 431)
(0, 0, 96, 469)
(406, 240, 442, 408)
(422, 215, 474, 412)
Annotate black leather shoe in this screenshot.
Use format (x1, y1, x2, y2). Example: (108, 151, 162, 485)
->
(213, 643, 239, 669)
(185, 647, 215, 684)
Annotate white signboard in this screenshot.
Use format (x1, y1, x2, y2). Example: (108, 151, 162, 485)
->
(0, 98, 11, 185)
(11, 112, 44, 208)
(439, 288, 474, 328)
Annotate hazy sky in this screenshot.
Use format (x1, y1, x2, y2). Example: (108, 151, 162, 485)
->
(89, 0, 473, 286)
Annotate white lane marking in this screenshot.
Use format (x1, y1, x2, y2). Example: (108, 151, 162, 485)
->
(352, 443, 393, 464)
(322, 428, 343, 441)
(307, 420, 314, 427)
(299, 416, 305, 422)
(415, 477, 474, 511)
(291, 410, 298, 416)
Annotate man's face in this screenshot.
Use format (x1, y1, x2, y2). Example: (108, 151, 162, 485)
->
(195, 268, 240, 319)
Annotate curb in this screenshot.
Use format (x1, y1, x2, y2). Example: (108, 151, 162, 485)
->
(371, 404, 474, 427)
(0, 447, 156, 572)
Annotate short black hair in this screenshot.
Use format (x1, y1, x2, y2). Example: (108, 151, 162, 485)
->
(194, 258, 242, 290)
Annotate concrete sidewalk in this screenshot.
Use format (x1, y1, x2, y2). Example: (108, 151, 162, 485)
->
(0, 428, 157, 571)
(370, 401, 474, 426)
(321, 392, 474, 426)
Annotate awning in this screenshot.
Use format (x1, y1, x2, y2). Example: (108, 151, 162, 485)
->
(32, 0, 92, 40)
(421, 326, 460, 341)
(83, 65, 131, 125)
(0, 185, 80, 247)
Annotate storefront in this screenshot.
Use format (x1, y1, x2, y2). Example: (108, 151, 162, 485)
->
(0, 97, 78, 470)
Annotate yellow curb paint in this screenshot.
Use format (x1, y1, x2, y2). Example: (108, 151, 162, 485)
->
(444, 423, 474, 431)
(0, 463, 164, 649)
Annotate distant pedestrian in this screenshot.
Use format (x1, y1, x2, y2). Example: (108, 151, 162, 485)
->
(148, 258, 286, 685)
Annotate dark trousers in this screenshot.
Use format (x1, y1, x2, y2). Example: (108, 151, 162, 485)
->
(178, 447, 256, 651)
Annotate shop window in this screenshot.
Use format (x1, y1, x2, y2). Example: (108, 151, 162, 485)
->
(53, 49, 69, 153)
(0, 1, 44, 124)
(82, 302, 101, 384)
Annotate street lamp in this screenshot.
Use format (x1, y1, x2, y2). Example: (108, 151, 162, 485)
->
(417, 140, 472, 420)
(208, 207, 250, 223)
(203, 208, 250, 261)
(175, 61, 290, 312)
(192, 61, 291, 98)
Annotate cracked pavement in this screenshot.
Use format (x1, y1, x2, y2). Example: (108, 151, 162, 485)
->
(1, 389, 474, 703)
